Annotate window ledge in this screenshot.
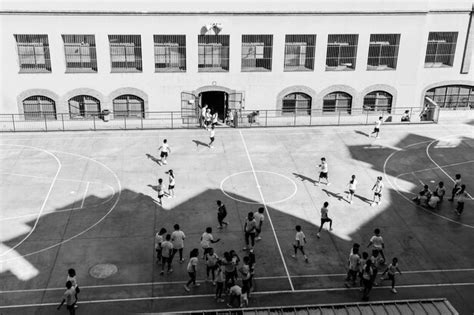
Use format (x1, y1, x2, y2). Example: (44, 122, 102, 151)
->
(18, 69, 51, 74)
(65, 69, 97, 73)
(198, 69, 229, 72)
(424, 63, 453, 68)
(284, 68, 314, 72)
(242, 68, 272, 72)
(366, 67, 396, 71)
(111, 69, 143, 73)
(155, 69, 187, 73)
(325, 67, 355, 71)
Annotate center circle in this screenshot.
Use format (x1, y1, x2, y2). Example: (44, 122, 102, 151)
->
(220, 170, 297, 204)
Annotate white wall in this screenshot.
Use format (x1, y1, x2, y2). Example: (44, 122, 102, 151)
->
(1, 12, 473, 114)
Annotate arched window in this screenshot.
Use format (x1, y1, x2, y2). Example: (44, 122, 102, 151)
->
(323, 92, 352, 113)
(425, 85, 474, 109)
(68, 95, 101, 118)
(23, 95, 57, 120)
(113, 95, 145, 118)
(363, 91, 393, 113)
(282, 93, 312, 115)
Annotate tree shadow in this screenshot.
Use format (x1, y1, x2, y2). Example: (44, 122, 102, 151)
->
(192, 140, 209, 148)
(293, 173, 316, 185)
(355, 130, 370, 137)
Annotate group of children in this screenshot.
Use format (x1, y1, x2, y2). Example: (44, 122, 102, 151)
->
(412, 174, 467, 215)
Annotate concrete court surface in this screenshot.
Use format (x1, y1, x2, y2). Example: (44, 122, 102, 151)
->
(0, 119, 473, 314)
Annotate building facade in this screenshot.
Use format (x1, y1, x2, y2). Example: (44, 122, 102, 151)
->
(1, 0, 473, 122)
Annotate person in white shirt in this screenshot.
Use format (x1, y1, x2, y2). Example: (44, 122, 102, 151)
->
(158, 139, 171, 165)
(347, 175, 358, 204)
(291, 225, 308, 262)
(371, 176, 384, 206)
(317, 157, 330, 186)
(454, 184, 468, 216)
(171, 224, 186, 263)
(166, 169, 175, 198)
(200, 227, 220, 258)
(208, 125, 215, 148)
(371, 116, 383, 138)
(155, 227, 167, 263)
(254, 207, 265, 241)
(380, 257, 402, 293)
(184, 248, 200, 292)
(448, 174, 462, 201)
(367, 228, 385, 261)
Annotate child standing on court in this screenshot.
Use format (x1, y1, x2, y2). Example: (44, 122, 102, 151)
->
(243, 212, 257, 250)
(371, 176, 384, 206)
(317, 201, 333, 238)
(371, 116, 383, 138)
(291, 225, 308, 262)
(448, 174, 462, 201)
(57, 281, 77, 314)
(171, 224, 186, 263)
(216, 200, 229, 229)
(200, 227, 220, 258)
(214, 261, 225, 302)
(254, 207, 265, 241)
(160, 234, 174, 275)
(157, 178, 165, 206)
(433, 181, 446, 201)
(317, 157, 330, 186)
(345, 246, 360, 287)
(367, 228, 386, 261)
(454, 184, 468, 216)
(158, 139, 171, 165)
(347, 175, 357, 204)
(208, 125, 216, 148)
(205, 247, 219, 284)
(66, 268, 80, 305)
(380, 257, 402, 293)
(166, 170, 175, 198)
(184, 248, 200, 292)
(155, 227, 167, 263)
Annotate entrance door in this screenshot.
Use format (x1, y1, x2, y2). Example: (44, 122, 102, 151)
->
(200, 91, 228, 121)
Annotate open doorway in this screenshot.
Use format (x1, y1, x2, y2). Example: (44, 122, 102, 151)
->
(200, 91, 228, 121)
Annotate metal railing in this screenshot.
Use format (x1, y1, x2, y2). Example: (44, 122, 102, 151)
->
(0, 106, 438, 132)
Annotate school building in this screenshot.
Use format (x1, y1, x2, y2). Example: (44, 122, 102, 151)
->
(0, 0, 473, 123)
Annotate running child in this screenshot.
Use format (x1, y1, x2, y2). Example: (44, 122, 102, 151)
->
(155, 227, 167, 263)
(291, 225, 308, 262)
(205, 247, 219, 284)
(158, 139, 171, 165)
(367, 228, 385, 261)
(160, 234, 174, 275)
(166, 170, 175, 198)
(448, 174, 462, 201)
(454, 184, 468, 216)
(317, 201, 333, 238)
(171, 224, 186, 263)
(200, 227, 220, 258)
(184, 248, 200, 292)
(157, 178, 165, 205)
(380, 257, 402, 293)
(317, 157, 330, 186)
(371, 116, 383, 138)
(254, 207, 265, 241)
(209, 125, 215, 148)
(347, 175, 357, 204)
(371, 176, 384, 206)
(216, 200, 229, 229)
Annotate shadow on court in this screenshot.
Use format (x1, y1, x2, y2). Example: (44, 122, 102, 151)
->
(355, 130, 370, 137)
(293, 172, 316, 185)
(145, 153, 161, 164)
(192, 139, 209, 148)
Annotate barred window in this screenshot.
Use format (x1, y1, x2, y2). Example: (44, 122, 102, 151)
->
(154, 35, 186, 72)
(282, 93, 312, 115)
(109, 35, 142, 72)
(113, 95, 145, 118)
(367, 34, 400, 70)
(68, 95, 101, 118)
(62, 35, 97, 72)
(425, 32, 458, 67)
(425, 85, 474, 109)
(14, 34, 51, 73)
(242, 35, 273, 71)
(323, 92, 352, 113)
(23, 96, 56, 120)
(363, 91, 393, 113)
(326, 34, 358, 71)
(198, 35, 229, 72)
(284, 35, 316, 71)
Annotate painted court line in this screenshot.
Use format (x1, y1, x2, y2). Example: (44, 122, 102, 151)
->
(426, 137, 474, 200)
(2, 267, 473, 294)
(0, 144, 62, 258)
(239, 130, 295, 292)
(2, 282, 474, 309)
(80, 181, 90, 209)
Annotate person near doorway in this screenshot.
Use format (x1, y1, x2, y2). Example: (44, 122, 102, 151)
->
(209, 125, 215, 148)
(225, 109, 233, 126)
(204, 108, 212, 130)
(200, 104, 208, 128)
(212, 111, 219, 127)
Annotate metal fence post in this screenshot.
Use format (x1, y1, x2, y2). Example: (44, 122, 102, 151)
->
(265, 110, 268, 127)
(44, 114, 48, 132)
(293, 110, 297, 126)
(141, 116, 143, 129)
(171, 112, 174, 129)
(124, 116, 127, 130)
(61, 114, 65, 131)
(309, 110, 312, 126)
(365, 110, 369, 124)
(93, 115, 96, 131)
(337, 111, 341, 125)
(12, 114, 15, 132)
(410, 108, 413, 124)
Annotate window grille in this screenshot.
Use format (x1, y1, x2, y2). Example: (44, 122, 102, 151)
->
(154, 35, 186, 72)
(68, 95, 101, 118)
(363, 91, 393, 113)
(323, 92, 352, 113)
(282, 93, 312, 115)
(14, 34, 51, 73)
(109, 35, 142, 72)
(23, 95, 56, 120)
(367, 34, 400, 70)
(113, 95, 145, 118)
(425, 32, 458, 67)
(242, 35, 273, 71)
(62, 35, 97, 72)
(326, 34, 358, 71)
(425, 85, 474, 109)
(198, 35, 229, 72)
(284, 35, 316, 71)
